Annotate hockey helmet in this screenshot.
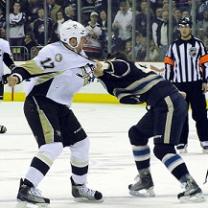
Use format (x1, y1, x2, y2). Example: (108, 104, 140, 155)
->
(59, 20, 87, 48)
(178, 17, 192, 28)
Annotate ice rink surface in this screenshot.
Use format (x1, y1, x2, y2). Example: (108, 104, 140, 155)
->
(0, 102, 207, 208)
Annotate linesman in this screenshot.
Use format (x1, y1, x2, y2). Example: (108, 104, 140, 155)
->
(164, 17, 208, 153)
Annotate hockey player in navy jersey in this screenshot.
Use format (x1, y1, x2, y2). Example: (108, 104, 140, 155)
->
(6, 20, 103, 204)
(94, 53, 205, 202)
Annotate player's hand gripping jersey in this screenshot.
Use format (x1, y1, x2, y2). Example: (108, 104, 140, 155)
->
(98, 58, 178, 106)
(11, 41, 95, 106)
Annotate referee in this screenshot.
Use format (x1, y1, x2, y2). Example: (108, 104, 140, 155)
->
(164, 17, 208, 153)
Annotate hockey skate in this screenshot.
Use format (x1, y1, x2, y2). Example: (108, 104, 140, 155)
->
(0, 125, 7, 133)
(17, 178, 50, 204)
(70, 177, 103, 202)
(128, 169, 155, 197)
(200, 142, 208, 154)
(178, 176, 205, 202)
(176, 144, 187, 154)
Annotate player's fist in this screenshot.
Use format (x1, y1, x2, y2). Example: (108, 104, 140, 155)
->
(7, 75, 19, 87)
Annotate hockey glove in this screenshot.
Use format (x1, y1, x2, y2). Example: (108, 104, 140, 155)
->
(2, 74, 11, 84)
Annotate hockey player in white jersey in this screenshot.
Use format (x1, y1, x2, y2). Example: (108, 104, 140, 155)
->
(0, 35, 15, 133)
(6, 20, 103, 204)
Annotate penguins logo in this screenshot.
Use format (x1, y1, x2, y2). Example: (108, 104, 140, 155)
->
(55, 53, 63, 62)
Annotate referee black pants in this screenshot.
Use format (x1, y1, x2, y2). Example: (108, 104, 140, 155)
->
(174, 81, 208, 144)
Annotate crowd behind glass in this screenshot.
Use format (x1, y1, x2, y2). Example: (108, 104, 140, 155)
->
(1, 0, 208, 61)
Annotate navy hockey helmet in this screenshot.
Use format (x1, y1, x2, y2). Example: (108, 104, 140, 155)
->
(178, 17, 192, 28)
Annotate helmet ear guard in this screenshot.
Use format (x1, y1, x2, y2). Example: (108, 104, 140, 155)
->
(59, 20, 87, 48)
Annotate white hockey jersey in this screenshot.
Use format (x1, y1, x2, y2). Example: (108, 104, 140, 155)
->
(0, 38, 12, 80)
(21, 41, 95, 106)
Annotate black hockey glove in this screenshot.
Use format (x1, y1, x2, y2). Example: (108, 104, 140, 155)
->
(2, 74, 11, 84)
(119, 95, 144, 104)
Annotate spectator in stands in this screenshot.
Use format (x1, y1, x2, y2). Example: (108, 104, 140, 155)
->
(47, 0, 61, 22)
(50, 10, 65, 44)
(84, 11, 102, 59)
(124, 40, 133, 60)
(112, 0, 132, 52)
(203, 37, 208, 50)
(0, 27, 6, 39)
(24, 0, 43, 24)
(136, 1, 152, 37)
(9, 1, 26, 46)
(98, 10, 108, 58)
(182, 10, 190, 18)
(81, 0, 97, 25)
(152, 7, 163, 49)
(55, 10, 65, 33)
(32, 8, 54, 46)
(64, 4, 76, 21)
(197, 10, 208, 38)
(147, 40, 160, 61)
(95, 0, 107, 12)
(134, 33, 146, 61)
(198, 0, 208, 19)
(24, 33, 37, 59)
(62, 0, 77, 8)
(162, 0, 176, 11)
(152, 9, 169, 61)
(172, 9, 182, 40)
(0, 8, 5, 29)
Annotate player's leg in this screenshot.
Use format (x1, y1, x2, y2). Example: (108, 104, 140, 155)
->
(189, 81, 208, 153)
(174, 83, 189, 152)
(153, 93, 204, 202)
(61, 108, 103, 202)
(176, 116, 188, 153)
(17, 96, 64, 204)
(128, 110, 155, 197)
(0, 82, 7, 133)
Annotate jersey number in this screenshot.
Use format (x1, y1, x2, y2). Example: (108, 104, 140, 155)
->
(40, 58, 55, 69)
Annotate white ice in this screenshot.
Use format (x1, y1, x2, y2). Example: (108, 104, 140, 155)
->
(0, 102, 207, 208)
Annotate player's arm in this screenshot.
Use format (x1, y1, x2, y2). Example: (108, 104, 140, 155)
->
(3, 52, 15, 70)
(6, 66, 31, 86)
(95, 59, 130, 78)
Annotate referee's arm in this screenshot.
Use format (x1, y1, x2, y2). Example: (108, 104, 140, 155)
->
(199, 42, 208, 92)
(164, 45, 174, 81)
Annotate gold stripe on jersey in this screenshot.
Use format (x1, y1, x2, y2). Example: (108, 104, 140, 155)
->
(36, 72, 62, 85)
(116, 76, 162, 100)
(21, 60, 44, 74)
(38, 109, 54, 144)
(164, 96, 174, 144)
(124, 74, 160, 90)
(32, 96, 54, 144)
(36, 152, 53, 167)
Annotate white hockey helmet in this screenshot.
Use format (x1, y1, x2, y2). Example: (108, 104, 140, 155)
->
(59, 20, 87, 48)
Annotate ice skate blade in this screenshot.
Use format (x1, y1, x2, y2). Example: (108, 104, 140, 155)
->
(129, 187, 155, 197)
(16, 200, 50, 208)
(179, 193, 206, 203)
(73, 197, 104, 203)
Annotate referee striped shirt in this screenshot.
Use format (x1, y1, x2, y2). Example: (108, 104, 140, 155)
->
(164, 36, 208, 83)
